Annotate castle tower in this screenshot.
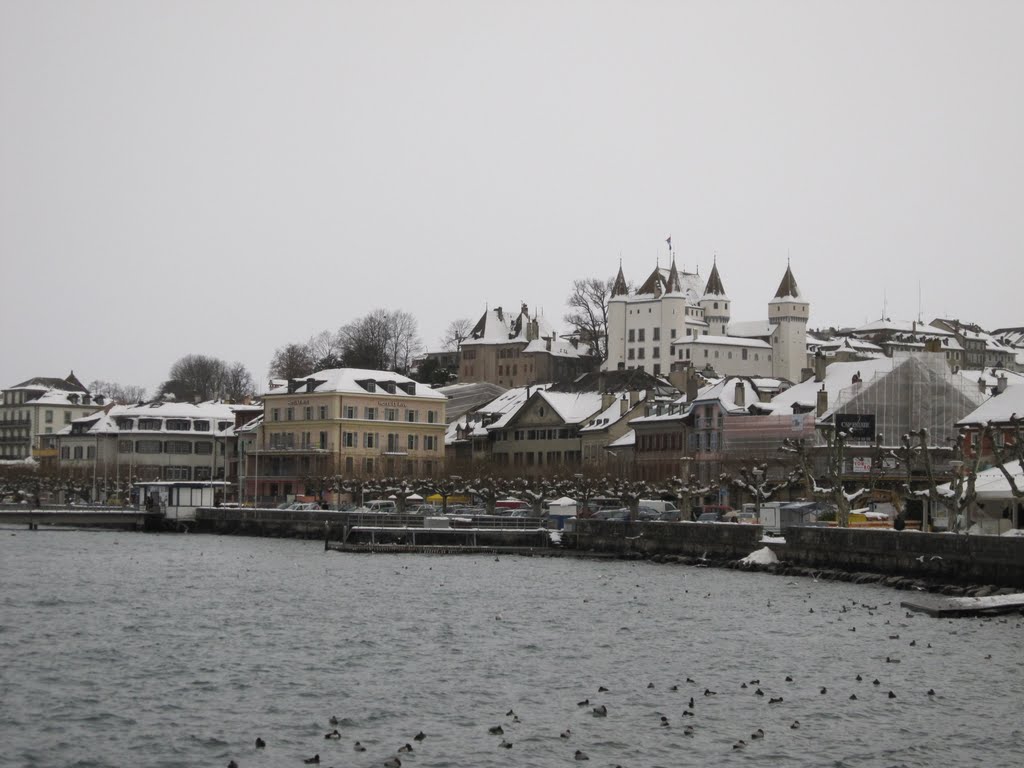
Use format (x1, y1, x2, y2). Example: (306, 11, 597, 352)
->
(768, 263, 809, 383)
(604, 262, 629, 370)
(698, 259, 730, 336)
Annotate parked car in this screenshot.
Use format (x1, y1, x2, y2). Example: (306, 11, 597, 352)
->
(736, 511, 759, 524)
(592, 507, 630, 521)
(697, 509, 739, 523)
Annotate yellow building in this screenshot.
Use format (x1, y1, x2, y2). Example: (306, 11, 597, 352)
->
(248, 369, 447, 503)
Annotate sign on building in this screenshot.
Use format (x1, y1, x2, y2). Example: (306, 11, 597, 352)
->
(835, 413, 876, 441)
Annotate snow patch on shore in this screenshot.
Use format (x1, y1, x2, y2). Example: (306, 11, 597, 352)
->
(740, 546, 779, 565)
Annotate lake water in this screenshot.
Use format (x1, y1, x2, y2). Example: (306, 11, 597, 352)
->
(1, 530, 1022, 768)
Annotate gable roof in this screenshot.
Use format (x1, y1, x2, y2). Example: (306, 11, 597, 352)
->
(265, 368, 445, 399)
(702, 260, 727, 297)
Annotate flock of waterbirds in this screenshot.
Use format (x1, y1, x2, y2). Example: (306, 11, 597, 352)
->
(221, 589, 1018, 767)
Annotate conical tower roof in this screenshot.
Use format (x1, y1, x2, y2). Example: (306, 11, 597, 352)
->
(666, 258, 682, 293)
(773, 264, 801, 300)
(702, 260, 727, 297)
(611, 263, 629, 297)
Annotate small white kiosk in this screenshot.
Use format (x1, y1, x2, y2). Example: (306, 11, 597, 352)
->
(136, 481, 231, 521)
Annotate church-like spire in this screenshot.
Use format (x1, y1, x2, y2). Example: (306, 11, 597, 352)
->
(702, 258, 727, 297)
(665, 257, 681, 293)
(773, 263, 801, 299)
(611, 262, 629, 297)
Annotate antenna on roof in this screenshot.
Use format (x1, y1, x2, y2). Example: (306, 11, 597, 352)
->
(918, 281, 923, 323)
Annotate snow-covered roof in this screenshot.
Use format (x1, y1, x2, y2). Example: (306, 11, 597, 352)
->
(672, 334, 772, 349)
(957, 381, 1024, 425)
(608, 429, 636, 448)
(727, 321, 777, 339)
(579, 397, 633, 433)
(480, 385, 550, 430)
(63, 401, 247, 436)
(770, 358, 898, 414)
(536, 391, 603, 425)
(854, 319, 953, 337)
(817, 337, 884, 353)
(522, 338, 583, 358)
(461, 304, 559, 346)
(264, 368, 445, 399)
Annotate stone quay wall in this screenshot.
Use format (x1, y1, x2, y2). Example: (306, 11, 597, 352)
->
(572, 521, 1024, 589)
(780, 527, 1024, 589)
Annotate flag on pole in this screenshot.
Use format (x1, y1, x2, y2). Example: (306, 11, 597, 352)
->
(666, 235, 672, 251)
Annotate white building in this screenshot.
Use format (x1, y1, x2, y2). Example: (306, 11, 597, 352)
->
(604, 254, 810, 383)
(0, 372, 106, 461)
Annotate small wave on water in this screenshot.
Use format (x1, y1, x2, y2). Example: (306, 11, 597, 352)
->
(1, 532, 1022, 768)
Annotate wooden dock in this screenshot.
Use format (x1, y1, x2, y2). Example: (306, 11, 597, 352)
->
(0, 508, 160, 530)
(901, 593, 1024, 617)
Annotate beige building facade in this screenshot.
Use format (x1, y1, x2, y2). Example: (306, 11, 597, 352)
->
(248, 369, 447, 503)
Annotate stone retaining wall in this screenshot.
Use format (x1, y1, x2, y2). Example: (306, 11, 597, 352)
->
(573, 520, 763, 560)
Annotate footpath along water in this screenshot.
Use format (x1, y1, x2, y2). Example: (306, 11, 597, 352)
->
(1, 530, 1022, 768)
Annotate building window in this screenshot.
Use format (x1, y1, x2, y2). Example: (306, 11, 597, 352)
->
(638, 348, 646, 360)
(165, 441, 193, 454)
(385, 408, 398, 421)
(364, 433, 376, 449)
(653, 348, 660, 359)
(286, 407, 294, 421)
(136, 440, 162, 454)
(319, 406, 328, 419)
(139, 418, 161, 431)
(304, 406, 313, 420)
(424, 435, 436, 451)
(272, 408, 280, 421)
(166, 419, 190, 431)
(194, 442, 213, 455)
(365, 457, 374, 473)
(742, 348, 748, 361)
(345, 457, 354, 473)
(166, 466, 191, 480)
(427, 411, 436, 424)
(628, 329, 635, 342)
(319, 431, 328, 449)
(653, 363, 661, 375)
(193, 420, 210, 431)
(406, 409, 417, 422)
(343, 432, 356, 447)
(628, 349, 635, 360)
(45, 410, 53, 423)
(653, 328, 660, 341)
(73, 446, 84, 459)
(365, 407, 377, 420)
(64, 412, 72, 424)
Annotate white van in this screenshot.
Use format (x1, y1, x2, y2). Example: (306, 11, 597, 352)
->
(364, 500, 397, 514)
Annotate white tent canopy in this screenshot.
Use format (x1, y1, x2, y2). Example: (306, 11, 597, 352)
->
(548, 496, 577, 507)
(938, 461, 1024, 502)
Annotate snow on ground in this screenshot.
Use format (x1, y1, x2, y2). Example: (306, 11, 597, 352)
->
(1001, 529, 1024, 537)
(740, 546, 780, 565)
(760, 534, 786, 544)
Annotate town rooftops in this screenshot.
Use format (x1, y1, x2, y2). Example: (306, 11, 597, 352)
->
(957, 380, 1024, 426)
(265, 368, 445, 399)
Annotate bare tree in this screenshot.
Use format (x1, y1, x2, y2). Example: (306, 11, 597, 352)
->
(340, 309, 421, 373)
(307, 329, 345, 370)
(268, 343, 317, 381)
(222, 362, 256, 401)
(782, 427, 868, 527)
(564, 277, 614, 359)
(386, 310, 421, 374)
(159, 355, 255, 402)
(87, 380, 147, 404)
(442, 318, 473, 351)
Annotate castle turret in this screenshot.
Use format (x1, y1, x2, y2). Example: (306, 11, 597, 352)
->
(768, 263, 809, 383)
(698, 259, 730, 336)
(603, 262, 629, 370)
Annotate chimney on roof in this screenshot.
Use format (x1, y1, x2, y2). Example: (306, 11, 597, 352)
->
(601, 392, 615, 411)
(996, 374, 1008, 394)
(978, 376, 987, 394)
(814, 351, 826, 383)
(816, 384, 829, 417)
(734, 381, 746, 408)
(686, 368, 699, 404)
(620, 395, 629, 416)
(629, 389, 640, 408)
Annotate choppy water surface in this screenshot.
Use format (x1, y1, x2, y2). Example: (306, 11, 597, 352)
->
(1, 530, 1022, 768)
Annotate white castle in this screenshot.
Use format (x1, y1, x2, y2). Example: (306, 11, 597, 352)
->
(603, 254, 809, 384)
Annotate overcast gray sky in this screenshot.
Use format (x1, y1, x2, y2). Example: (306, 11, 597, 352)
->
(2, 1, 1021, 395)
